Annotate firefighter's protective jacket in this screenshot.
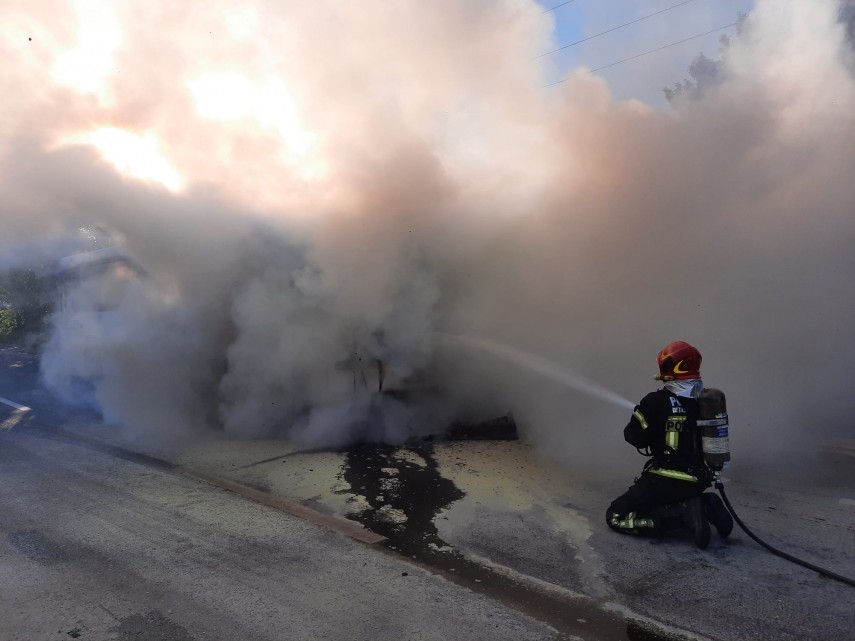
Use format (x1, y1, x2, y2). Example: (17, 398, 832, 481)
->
(624, 389, 709, 484)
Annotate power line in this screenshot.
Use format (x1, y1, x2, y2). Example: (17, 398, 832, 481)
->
(544, 22, 737, 87)
(542, 0, 577, 13)
(590, 22, 736, 72)
(538, 0, 702, 58)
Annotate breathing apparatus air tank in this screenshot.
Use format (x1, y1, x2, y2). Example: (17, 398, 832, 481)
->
(698, 388, 730, 470)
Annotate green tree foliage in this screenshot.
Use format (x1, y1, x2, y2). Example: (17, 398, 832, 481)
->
(663, 51, 724, 104)
(0, 268, 54, 344)
(663, 13, 747, 106)
(664, 5, 854, 105)
(0, 307, 16, 339)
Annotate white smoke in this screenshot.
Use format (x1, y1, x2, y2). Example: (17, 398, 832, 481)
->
(0, 1, 853, 475)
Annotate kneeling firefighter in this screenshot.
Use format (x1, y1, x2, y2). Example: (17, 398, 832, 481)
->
(606, 341, 733, 549)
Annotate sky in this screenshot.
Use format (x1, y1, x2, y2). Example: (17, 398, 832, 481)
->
(0, 0, 852, 479)
(538, 0, 756, 106)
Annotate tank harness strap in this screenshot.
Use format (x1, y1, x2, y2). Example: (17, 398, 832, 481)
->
(647, 468, 698, 482)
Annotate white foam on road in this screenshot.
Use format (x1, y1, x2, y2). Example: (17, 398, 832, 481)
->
(0, 396, 32, 430)
(1, 409, 28, 430)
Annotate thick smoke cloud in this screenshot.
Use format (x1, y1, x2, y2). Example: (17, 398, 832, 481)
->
(0, 1, 852, 476)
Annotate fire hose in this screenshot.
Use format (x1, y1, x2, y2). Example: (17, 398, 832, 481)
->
(699, 388, 854, 588)
(715, 477, 855, 589)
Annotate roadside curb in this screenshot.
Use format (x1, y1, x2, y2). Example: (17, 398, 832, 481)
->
(181, 466, 386, 544)
(52, 427, 386, 546)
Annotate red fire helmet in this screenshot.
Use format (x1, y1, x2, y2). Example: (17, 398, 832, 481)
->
(656, 341, 702, 380)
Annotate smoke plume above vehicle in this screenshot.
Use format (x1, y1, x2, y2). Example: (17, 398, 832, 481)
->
(0, 1, 852, 474)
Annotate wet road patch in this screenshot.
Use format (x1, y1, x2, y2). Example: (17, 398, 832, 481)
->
(7, 529, 68, 565)
(340, 442, 464, 548)
(339, 442, 689, 641)
(111, 611, 196, 641)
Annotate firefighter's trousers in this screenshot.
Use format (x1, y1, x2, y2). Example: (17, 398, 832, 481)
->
(607, 472, 706, 535)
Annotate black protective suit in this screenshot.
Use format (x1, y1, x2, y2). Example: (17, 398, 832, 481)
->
(607, 388, 712, 535)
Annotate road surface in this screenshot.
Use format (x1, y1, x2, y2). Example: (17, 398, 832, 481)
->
(1, 347, 853, 641)
(0, 419, 564, 640)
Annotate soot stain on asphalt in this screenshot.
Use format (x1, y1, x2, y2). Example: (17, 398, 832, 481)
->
(111, 611, 196, 641)
(340, 441, 463, 549)
(339, 442, 682, 641)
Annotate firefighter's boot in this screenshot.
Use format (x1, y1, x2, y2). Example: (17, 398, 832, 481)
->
(648, 504, 683, 536)
(703, 492, 733, 539)
(680, 496, 710, 549)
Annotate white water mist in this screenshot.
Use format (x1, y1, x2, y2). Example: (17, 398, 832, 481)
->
(436, 333, 635, 411)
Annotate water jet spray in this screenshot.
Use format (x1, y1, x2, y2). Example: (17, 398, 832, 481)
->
(434, 333, 635, 411)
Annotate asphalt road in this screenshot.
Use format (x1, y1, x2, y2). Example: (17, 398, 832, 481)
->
(1, 347, 853, 641)
(0, 420, 562, 640)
